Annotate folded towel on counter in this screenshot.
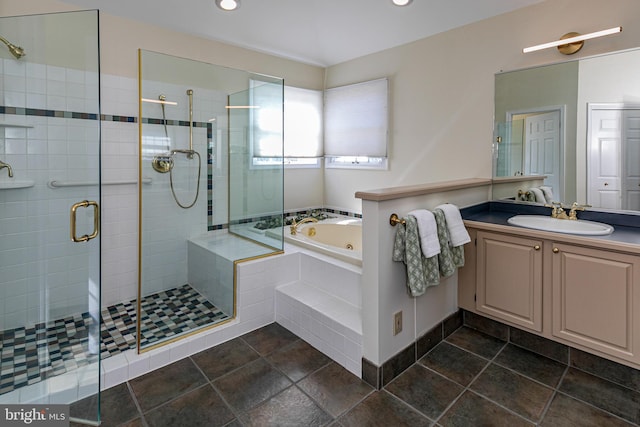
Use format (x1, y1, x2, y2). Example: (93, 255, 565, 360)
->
(433, 209, 465, 277)
(434, 203, 470, 247)
(392, 215, 440, 297)
(540, 186, 554, 203)
(529, 187, 546, 204)
(408, 209, 440, 258)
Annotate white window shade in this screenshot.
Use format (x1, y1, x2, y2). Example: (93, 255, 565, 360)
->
(284, 86, 323, 157)
(324, 77, 388, 157)
(252, 79, 284, 158)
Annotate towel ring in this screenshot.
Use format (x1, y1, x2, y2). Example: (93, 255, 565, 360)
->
(390, 213, 406, 227)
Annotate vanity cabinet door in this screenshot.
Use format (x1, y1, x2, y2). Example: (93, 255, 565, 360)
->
(551, 243, 640, 363)
(476, 231, 543, 332)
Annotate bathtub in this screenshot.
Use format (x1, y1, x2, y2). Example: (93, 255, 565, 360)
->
(283, 218, 362, 266)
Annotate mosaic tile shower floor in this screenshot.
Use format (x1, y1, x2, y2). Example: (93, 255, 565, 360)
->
(0, 284, 229, 396)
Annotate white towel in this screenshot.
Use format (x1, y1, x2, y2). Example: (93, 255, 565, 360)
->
(540, 186, 554, 203)
(529, 187, 546, 204)
(435, 204, 471, 247)
(408, 209, 440, 258)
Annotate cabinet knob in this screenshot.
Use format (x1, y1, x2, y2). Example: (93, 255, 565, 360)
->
(534, 245, 541, 251)
(553, 247, 560, 253)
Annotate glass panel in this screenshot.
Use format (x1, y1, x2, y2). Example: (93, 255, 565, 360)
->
(0, 10, 101, 424)
(139, 50, 283, 352)
(229, 75, 284, 250)
(494, 119, 525, 178)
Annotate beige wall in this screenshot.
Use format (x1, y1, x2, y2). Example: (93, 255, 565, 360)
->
(4, 0, 640, 214)
(0, 0, 326, 212)
(325, 0, 640, 213)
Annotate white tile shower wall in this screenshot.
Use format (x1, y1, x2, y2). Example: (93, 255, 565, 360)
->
(1, 59, 102, 329)
(138, 79, 227, 297)
(187, 241, 234, 316)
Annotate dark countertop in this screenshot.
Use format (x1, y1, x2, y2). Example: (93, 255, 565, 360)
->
(461, 200, 640, 247)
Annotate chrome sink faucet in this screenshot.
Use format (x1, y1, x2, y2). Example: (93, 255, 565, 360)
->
(0, 160, 13, 177)
(290, 217, 318, 235)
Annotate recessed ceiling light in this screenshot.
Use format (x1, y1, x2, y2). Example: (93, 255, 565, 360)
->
(392, 0, 413, 6)
(215, 0, 240, 11)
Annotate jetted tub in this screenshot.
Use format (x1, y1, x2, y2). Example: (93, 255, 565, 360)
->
(284, 218, 362, 266)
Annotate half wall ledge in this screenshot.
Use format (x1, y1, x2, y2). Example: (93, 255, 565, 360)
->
(355, 178, 492, 202)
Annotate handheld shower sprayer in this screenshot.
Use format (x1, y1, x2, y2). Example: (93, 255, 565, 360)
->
(0, 36, 25, 59)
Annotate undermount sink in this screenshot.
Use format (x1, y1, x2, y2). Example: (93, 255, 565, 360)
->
(507, 215, 614, 236)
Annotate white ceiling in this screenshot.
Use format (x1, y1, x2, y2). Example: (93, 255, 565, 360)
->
(62, 0, 543, 66)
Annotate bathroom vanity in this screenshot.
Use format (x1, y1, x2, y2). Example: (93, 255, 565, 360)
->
(459, 201, 640, 369)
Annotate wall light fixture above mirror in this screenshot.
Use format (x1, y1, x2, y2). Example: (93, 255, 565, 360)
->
(523, 26, 622, 55)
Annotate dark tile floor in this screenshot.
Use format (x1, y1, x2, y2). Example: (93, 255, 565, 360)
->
(71, 323, 640, 427)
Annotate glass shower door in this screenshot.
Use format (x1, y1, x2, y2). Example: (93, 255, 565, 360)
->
(0, 10, 101, 425)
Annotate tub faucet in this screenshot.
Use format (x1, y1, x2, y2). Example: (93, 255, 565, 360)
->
(290, 217, 318, 235)
(0, 160, 13, 178)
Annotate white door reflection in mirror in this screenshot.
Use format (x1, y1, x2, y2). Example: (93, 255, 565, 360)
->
(588, 105, 640, 210)
(524, 111, 561, 199)
(507, 107, 563, 200)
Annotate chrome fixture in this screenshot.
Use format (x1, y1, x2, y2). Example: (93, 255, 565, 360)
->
(569, 202, 591, 220)
(151, 94, 174, 173)
(215, 0, 240, 11)
(0, 36, 25, 59)
(290, 217, 318, 235)
(0, 159, 13, 177)
(523, 26, 622, 55)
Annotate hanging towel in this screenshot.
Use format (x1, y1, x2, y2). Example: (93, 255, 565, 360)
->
(408, 209, 440, 258)
(529, 187, 546, 204)
(434, 203, 470, 247)
(392, 215, 440, 297)
(540, 186, 554, 203)
(433, 209, 465, 277)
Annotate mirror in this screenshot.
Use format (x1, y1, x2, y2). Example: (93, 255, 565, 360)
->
(494, 47, 640, 211)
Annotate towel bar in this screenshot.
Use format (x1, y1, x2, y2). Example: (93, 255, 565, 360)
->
(389, 213, 406, 226)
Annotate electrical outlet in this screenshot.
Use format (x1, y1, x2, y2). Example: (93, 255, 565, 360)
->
(393, 311, 402, 335)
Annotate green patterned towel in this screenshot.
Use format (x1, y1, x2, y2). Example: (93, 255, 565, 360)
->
(392, 215, 440, 297)
(433, 208, 465, 277)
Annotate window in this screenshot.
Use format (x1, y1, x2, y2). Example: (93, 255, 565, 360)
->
(252, 83, 323, 168)
(324, 78, 388, 170)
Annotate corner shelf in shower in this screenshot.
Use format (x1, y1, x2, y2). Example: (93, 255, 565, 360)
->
(0, 179, 35, 189)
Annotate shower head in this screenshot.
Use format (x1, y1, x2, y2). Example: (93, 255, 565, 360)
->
(0, 36, 25, 59)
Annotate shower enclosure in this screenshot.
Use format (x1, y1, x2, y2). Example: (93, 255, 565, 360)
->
(0, 10, 101, 424)
(138, 50, 284, 351)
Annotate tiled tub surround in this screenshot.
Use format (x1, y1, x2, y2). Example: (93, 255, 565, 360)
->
(275, 251, 363, 376)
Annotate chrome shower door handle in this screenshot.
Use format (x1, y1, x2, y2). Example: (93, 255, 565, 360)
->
(70, 200, 100, 242)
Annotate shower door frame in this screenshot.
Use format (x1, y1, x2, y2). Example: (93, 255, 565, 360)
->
(0, 9, 102, 424)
